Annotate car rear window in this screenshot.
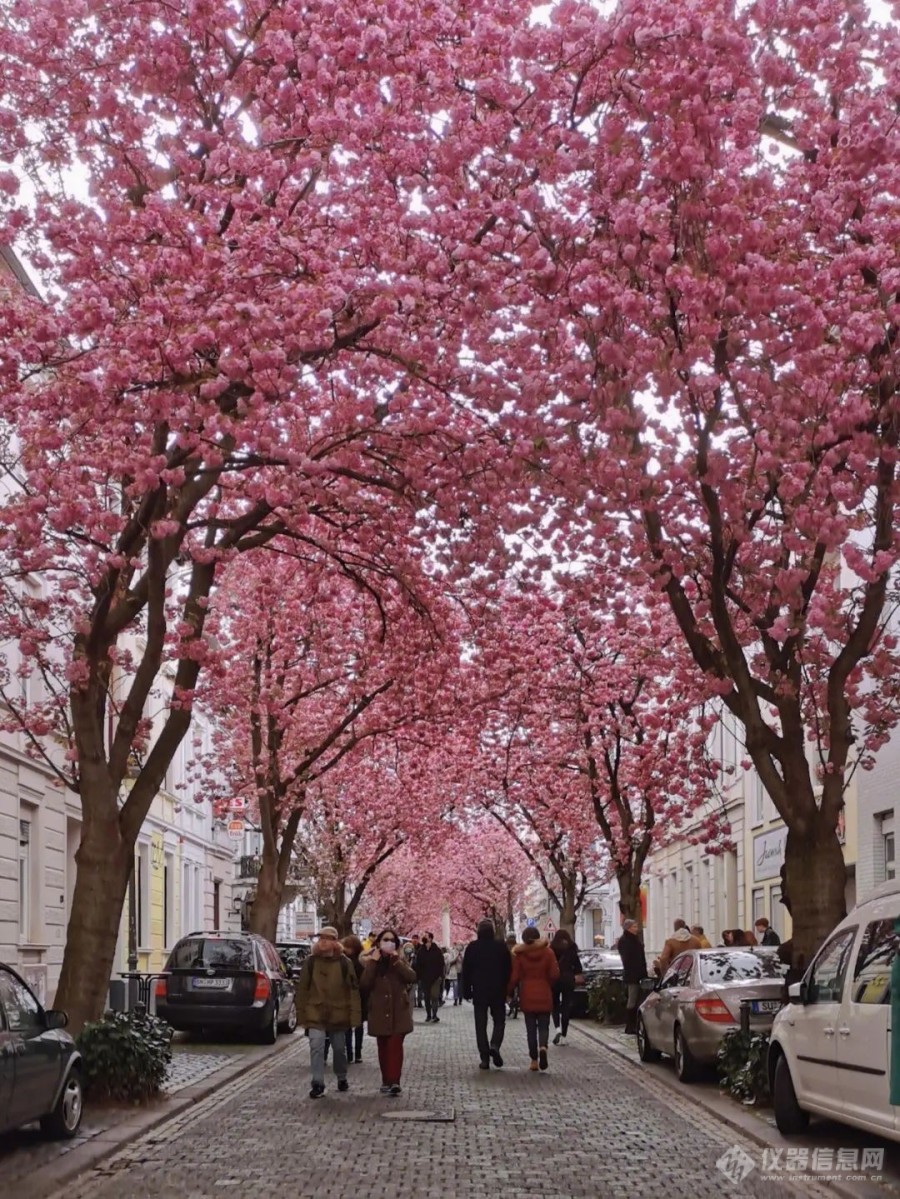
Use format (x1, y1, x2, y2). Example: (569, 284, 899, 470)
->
(700, 951, 787, 983)
(167, 938, 255, 971)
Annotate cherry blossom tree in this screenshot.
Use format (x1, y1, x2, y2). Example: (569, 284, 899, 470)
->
(0, 0, 526, 1027)
(194, 547, 453, 939)
(444, 0, 900, 963)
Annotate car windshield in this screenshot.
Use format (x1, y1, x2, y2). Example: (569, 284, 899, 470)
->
(167, 938, 254, 971)
(700, 951, 788, 983)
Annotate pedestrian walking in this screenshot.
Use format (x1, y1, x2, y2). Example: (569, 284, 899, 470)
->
(404, 933, 423, 1006)
(294, 926, 361, 1099)
(617, 918, 648, 1035)
(341, 934, 366, 1064)
(461, 919, 512, 1070)
(754, 917, 781, 946)
(415, 931, 445, 1023)
(508, 927, 559, 1072)
(549, 929, 583, 1046)
(691, 925, 712, 949)
(444, 945, 463, 1005)
(360, 928, 417, 1096)
(654, 919, 703, 975)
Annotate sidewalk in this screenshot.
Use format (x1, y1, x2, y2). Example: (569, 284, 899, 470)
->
(0, 1031, 298, 1199)
(574, 1021, 900, 1199)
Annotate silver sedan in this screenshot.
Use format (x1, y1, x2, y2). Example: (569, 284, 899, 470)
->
(637, 948, 787, 1082)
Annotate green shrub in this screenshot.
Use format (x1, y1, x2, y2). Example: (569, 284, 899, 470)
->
(586, 975, 628, 1024)
(716, 1029, 771, 1105)
(77, 1008, 174, 1103)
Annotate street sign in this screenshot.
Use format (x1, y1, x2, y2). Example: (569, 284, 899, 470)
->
(227, 819, 244, 840)
(546, 920, 555, 934)
(526, 917, 537, 927)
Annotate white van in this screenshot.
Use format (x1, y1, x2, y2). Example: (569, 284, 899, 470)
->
(767, 878, 898, 1141)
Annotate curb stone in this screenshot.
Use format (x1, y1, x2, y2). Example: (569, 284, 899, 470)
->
(10, 1034, 300, 1199)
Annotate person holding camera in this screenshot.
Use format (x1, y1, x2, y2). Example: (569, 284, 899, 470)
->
(360, 928, 417, 1096)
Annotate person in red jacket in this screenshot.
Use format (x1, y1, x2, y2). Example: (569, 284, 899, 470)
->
(508, 927, 560, 1072)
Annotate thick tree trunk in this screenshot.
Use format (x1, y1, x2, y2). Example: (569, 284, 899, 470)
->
(783, 825, 846, 971)
(248, 853, 282, 943)
(616, 866, 643, 935)
(559, 881, 577, 937)
(54, 812, 131, 1033)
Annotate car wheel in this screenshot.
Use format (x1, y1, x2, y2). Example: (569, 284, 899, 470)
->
(773, 1054, 810, 1134)
(40, 1069, 83, 1139)
(673, 1025, 698, 1083)
(636, 1015, 661, 1062)
(259, 1003, 278, 1044)
(279, 998, 298, 1035)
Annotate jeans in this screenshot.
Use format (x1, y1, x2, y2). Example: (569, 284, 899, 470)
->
(552, 983, 574, 1037)
(345, 1024, 364, 1060)
(309, 1027, 348, 1085)
(523, 1011, 550, 1060)
(473, 998, 506, 1061)
(451, 978, 461, 1003)
(376, 1034, 405, 1085)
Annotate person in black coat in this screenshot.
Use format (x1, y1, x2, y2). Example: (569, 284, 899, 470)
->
(461, 919, 513, 1069)
(550, 930, 583, 1045)
(414, 932, 445, 1023)
(617, 919, 648, 1035)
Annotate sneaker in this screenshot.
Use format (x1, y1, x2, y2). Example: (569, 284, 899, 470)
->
(559, 1036, 567, 1046)
(379, 1084, 391, 1094)
(337, 1078, 349, 1092)
(529, 1059, 539, 1072)
(432, 1016, 440, 1023)
(490, 1047, 503, 1068)
(309, 1082, 325, 1099)
(553, 1032, 561, 1046)
(539, 1047, 548, 1070)
(354, 1055, 363, 1064)
(389, 1084, 402, 1096)
(479, 1058, 490, 1070)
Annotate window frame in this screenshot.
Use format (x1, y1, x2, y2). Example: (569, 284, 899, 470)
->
(805, 927, 858, 1006)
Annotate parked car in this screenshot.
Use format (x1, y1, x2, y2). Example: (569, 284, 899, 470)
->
(274, 940, 311, 978)
(768, 877, 899, 1143)
(0, 962, 83, 1138)
(154, 931, 297, 1043)
(637, 948, 788, 1081)
(572, 948, 623, 1018)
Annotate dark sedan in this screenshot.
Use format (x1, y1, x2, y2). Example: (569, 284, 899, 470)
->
(572, 949, 624, 1018)
(154, 931, 297, 1042)
(0, 963, 83, 1138)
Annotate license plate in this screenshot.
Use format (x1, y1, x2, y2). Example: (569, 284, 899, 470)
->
(192, 977, 231, 990)
(750, 998, 781, 1014)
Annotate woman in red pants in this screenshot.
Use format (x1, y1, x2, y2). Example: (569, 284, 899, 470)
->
(360, 928, 417, 1096)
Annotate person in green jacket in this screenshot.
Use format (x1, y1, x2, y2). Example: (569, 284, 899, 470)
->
(295, 926, 362, 1099)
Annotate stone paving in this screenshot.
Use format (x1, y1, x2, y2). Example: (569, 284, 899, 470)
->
(56, 1005, 841, 1199)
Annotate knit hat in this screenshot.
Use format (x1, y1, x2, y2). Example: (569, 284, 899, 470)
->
(318, 926, 339, 939)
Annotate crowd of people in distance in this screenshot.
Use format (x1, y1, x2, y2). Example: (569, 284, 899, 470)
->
(292, 921, 586, 1098)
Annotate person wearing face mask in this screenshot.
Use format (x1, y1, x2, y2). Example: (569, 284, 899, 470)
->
(360, 928, 417, 1096)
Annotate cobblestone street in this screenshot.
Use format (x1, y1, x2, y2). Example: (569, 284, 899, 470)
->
(53, 1006, 844, 1199)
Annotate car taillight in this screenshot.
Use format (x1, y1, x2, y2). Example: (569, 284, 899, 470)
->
(695, 996, 734, 1023)
(253, 972, 271, 1002)
(154, 977, 167, 1000)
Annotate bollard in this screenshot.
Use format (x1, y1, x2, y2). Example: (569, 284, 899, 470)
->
(740, 999, 751, 1035)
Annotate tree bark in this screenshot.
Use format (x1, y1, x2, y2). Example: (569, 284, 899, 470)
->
(54, 806, 131, 1034)
(248, 807, 302, 943)
(559, 877, 577, 937)
(782, 825, 846, 970)
(616, 866, 643, 935)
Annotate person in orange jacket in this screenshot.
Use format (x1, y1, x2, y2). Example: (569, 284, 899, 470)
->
(508, 927, 560, 1072)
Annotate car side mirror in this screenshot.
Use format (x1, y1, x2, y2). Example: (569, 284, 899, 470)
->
(45, 1009, 69, 1029)
(639, 977, 658, 993)
(787, 981, 805, 1005)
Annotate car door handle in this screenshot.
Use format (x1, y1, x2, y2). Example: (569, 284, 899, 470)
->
(838, 1026, 851, 1037)
(823, 1027, 835, 1037)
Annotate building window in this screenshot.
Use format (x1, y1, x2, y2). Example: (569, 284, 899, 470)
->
(164, 853, 175, 947)
(752, 887, 765, 925)
(137, 842, 151, 947)
(769, 887, 784, 939)
(18, 818, 31, 941)
(753, 776, 765, 826)
(885, 833, 895, 882)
